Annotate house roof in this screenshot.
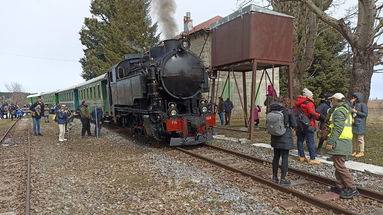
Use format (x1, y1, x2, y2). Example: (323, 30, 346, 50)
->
(182, 16, 222, 36)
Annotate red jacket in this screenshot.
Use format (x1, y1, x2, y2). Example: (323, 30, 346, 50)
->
(294, 96, 320, 127)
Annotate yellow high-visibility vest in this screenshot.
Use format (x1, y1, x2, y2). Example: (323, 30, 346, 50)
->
(328, 106, 353, 140)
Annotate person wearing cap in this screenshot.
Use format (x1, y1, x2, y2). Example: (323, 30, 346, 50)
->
(294, 88, 321, 164)
(326, 93, 358, 199)
(350, 92, 368, 158)
(55, 105, 68, 142)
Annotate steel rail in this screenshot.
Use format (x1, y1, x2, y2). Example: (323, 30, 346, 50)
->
(0, 119, 19, 143)
(25, 127, 31, 215)
(176, 146, 357, 215)
(204, 143, 383, 203)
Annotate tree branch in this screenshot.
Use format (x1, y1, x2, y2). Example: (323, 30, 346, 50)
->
(300, 0, 357, 47)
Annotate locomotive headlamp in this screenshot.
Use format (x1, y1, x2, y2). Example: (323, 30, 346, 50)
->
(201, 106, 208, 113)
(180, 38, 191, 50)
(170, 109, 177, 116)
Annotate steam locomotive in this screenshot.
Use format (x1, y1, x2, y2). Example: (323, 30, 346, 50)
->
(28, 38, 215, 146)
(107, 38, 215, 146)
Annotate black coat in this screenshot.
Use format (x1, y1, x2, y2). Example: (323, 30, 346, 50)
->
(315, 100, 331, 130)
(270, 104, 297, 150)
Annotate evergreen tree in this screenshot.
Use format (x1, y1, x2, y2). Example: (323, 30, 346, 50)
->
(279, 26, 351, 100)
(302, 26, 351, 100)
(79, 0, 159, 80)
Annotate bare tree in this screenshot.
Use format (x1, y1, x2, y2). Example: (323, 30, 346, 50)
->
(296, 0, 382, 101)
(4, 82, 27, 106)
(5, 82, 23, 92)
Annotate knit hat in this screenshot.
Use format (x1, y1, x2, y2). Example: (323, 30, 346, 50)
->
(302, 88, 313, 98)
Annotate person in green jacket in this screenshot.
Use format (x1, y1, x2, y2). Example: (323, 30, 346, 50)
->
(325, 93, 358, 199)
(79, 100, 91, 137)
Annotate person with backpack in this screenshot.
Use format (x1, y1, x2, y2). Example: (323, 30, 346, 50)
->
(294, 88, 321, 164)
(266, 97, 297, 186)
(325, 93, 358, 199)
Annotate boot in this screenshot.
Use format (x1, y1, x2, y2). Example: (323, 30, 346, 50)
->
(308, 159, 321, 164)
(340, 188, 359, 199)
(352, 152, 357, 156)
(355, 152, 364, 158)
(279, 178, 291, 186)
(297, 157, 307, 162)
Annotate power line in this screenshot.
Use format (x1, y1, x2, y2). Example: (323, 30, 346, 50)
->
(0, 51, 79, 63)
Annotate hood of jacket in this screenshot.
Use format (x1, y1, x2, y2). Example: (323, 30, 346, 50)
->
(352, 92, 364, 103)
(270, 102, 284, 111)
(295, 96, 310, 107)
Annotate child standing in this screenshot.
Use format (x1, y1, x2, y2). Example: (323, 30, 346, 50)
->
(44, 104, 50, 123)
(253, 105, 261, 127)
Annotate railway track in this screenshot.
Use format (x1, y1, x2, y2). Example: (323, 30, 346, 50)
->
(0, 119, 32, 215)
(176, 143, 383, 215)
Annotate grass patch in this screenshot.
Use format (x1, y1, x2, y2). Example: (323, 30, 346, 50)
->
(0, 119, 13, 135)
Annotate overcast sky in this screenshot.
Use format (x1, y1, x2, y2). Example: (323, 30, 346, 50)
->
(0, 0, 382, 99)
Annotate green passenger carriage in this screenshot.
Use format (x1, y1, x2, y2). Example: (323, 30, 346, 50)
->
(56, 86, 78, 110)
(40, 91, 58, 108)
(77, 74, 109, 115)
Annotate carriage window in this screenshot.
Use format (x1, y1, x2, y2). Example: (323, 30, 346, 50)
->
(98, 85, 101, 98)
(117, 67, 124, 79)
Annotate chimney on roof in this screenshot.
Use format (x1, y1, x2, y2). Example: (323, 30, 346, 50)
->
(183, 12, 193, 32)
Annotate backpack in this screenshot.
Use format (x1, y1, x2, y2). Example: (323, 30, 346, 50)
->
(295, 101, 315, 133)
(266, 110, 287, 136)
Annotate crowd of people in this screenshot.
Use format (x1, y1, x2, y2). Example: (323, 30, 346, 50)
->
(265, 88, 368, 200)
(28, 97, 103, 141)
(0, 102, 28, 120)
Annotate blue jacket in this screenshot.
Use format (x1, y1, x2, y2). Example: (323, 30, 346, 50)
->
(351, 92, 368, 135)
(17, 109, 24, 117)
(91, 108, 103, 122)
(224, 100, 234, 112)
(55, 111, 68, 124)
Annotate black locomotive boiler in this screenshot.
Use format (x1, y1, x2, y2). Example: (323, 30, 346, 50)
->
(107, 38, 216, 146)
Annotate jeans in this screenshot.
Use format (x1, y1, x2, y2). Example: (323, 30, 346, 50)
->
(32, 117, 41, 135)
(94, 121, 102, 137)
(218, 112, 225, 125)
(297, 131, 316, 160)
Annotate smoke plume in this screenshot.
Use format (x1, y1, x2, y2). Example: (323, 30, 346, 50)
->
(152, 0, 178, 39)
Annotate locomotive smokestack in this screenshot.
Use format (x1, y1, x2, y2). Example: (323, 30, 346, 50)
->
(152, 0, 178, 39)
(184, 12, 193, 32)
